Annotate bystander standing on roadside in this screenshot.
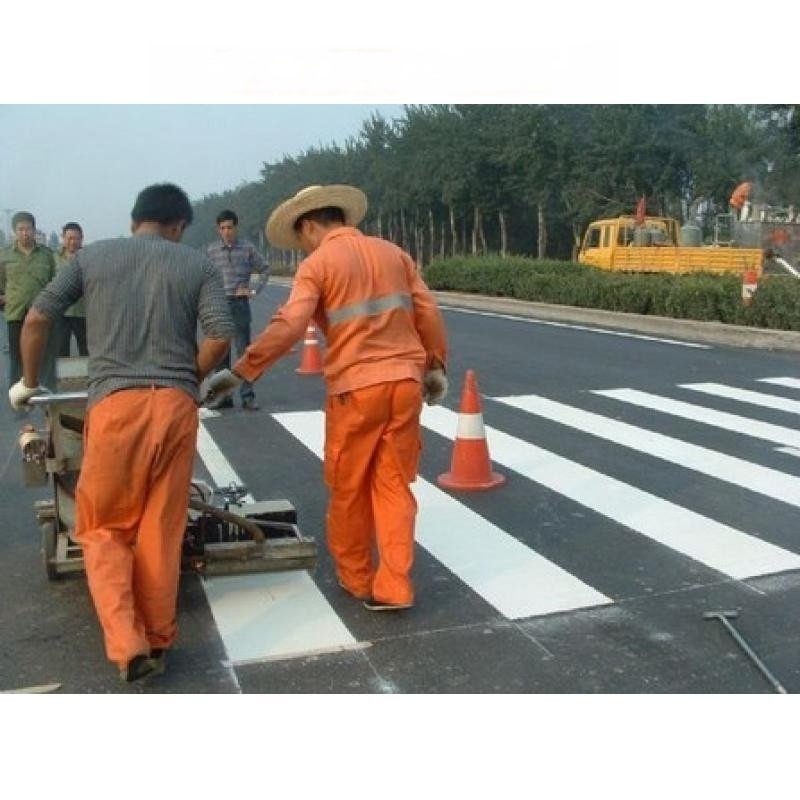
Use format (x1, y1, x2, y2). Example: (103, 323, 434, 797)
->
(0, 212, 57, 391)
(53, 222, 89, 357)
(206, 209, 270, 411)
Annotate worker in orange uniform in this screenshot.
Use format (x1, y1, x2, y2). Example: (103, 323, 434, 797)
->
(729, 181, 752, 221)
(9, 184, 233, 682)
(204, 185, 448, 611)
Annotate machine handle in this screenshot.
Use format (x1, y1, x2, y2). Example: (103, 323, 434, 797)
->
(28, 392, 89, 406)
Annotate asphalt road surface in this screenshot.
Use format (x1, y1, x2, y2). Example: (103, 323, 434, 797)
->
(3, 282, 800, 695)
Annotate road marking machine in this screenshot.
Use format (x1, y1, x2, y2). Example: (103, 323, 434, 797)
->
(19, 357, 317, 580)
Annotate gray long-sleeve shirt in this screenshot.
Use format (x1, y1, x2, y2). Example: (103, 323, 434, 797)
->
(33, 233, 234, 406)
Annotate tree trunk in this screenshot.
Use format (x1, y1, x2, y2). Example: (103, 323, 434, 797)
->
(471, 206, 479, 255)
(571, 222, 582, 261)
(537, 202, 547, 259)
(440, 221, 446, 259)
(449, 206, 457, 257)
(429, 208, 436, 264)
(461, 215, 467, 257)
(499, 210, 508, 257)
(478, 210, 487, 254)
(377, 209, 383, 239)
(400, 207, 408, 251)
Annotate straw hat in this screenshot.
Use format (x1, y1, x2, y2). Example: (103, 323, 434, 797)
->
(265, 184, 368, 250)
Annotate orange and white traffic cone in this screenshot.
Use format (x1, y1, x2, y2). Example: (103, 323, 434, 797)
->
(742, 269, 759, 306)
(437, 370, 506, 491)
(296, 324, 323, 375)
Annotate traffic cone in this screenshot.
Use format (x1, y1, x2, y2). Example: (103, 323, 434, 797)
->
(437, 370, 506, 491)
(296, 324, 323, 375)
(742, 269, 759, 305)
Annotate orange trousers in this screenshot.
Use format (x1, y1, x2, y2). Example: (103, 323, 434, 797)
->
(324, 379, 422, 605)
(75, 387, 198, 668)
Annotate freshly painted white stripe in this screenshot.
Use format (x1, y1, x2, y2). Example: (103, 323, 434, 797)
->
(202, 571, 363, 665)
(593, 388, 800, 448)
(422, 406, 800, 580)
(758, 377, 800, 390)
(273, 410, 611, 619)
(196, 424, 254, 502)
(194, 422, 359, 661)
(455, 412, 486, 440)
(439, 305, 710, 349)
(680, 383, 800, 415)
(198, 408, 221, 420)
(496, 394, 800, 509)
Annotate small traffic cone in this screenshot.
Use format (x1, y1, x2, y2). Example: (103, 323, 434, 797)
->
(437, 370, 506, 491)
(296, 324, 323, 375)
(742, 269, 759, 305)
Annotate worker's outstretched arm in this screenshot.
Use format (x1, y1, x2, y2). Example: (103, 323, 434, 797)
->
(197, 337, 231, 381)
(234, 264, 322, 383)
(20, 307, 52, 388)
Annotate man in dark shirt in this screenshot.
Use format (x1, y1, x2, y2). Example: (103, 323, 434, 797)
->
(9, 184, 234, 683)
(206, 209, 269, 410)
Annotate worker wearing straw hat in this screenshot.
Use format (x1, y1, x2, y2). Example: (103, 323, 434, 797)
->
(204, 184, 448, 611)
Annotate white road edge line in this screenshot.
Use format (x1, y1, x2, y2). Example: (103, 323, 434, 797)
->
(439, 305, 710, 349)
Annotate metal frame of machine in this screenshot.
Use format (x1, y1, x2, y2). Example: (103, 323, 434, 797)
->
(20, 357, 317, 580)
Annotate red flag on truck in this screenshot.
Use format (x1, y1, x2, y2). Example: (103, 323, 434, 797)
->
(635, 196, 646, 226)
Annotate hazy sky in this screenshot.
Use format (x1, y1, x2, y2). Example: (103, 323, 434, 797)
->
(0, 105, 404, 243)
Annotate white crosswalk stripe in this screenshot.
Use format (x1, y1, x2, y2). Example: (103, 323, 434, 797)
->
(758, 377, 800, 390)
(422, 405, 800, 580)
(680, 382, 800, 415)
(493, 394, 800, 509)
(592, 388, 800, 448)
(273, 411, 612, 619)
(197, 374, 800, 637)
(195, 422, 361, 664)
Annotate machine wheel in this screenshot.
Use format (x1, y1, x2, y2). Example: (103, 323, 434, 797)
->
(41, 521, 59, 581)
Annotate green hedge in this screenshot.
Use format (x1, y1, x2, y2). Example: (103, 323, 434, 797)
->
(423, 255, 800, 331)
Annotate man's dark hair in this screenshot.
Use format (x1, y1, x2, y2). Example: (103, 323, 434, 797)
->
(62, 222, 83, 236)
(12, 211, 35, 229)
(131, 183, 193, 226)
(216, 209, 238, 226)
(293, 206, 346, 232)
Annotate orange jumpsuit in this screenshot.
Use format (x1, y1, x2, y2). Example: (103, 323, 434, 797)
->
(75, 387, 198, 668)
(235, 227, 447, 604)
(730, 182, 751, 210)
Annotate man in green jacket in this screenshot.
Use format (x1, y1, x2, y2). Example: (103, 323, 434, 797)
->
(0, 212, 57, 391)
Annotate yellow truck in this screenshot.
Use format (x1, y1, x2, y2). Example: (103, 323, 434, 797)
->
(578, 215, 765, 276)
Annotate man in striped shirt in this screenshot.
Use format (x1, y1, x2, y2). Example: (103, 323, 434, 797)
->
(10, 183, 234, 683)
(206, 209, 270, 411)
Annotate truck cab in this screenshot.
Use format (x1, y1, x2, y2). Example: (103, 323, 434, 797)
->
(579, 216, 680, 269)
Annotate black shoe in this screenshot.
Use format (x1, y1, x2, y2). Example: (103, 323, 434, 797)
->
(206, 396, 234, 410)
(242, 398, 260, 411)
(120, 654, 162, 683)
(363, 597, 414, 612)
(149, 649, 167, 673)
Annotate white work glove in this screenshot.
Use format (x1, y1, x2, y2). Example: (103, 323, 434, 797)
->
(9, 379, 47, 410)
(202, 369, 242, 405)
(423, 368, 448, 406)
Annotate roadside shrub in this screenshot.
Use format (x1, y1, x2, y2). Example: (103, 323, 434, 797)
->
(422, 255, 800, 331)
